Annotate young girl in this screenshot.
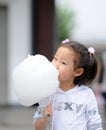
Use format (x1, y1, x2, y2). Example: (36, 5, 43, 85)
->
(33, 39, 103, 130)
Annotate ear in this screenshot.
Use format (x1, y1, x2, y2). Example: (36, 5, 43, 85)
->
(74, 68, 84, 77)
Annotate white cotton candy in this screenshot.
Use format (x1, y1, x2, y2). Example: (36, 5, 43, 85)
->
(12, 54, 59, 106)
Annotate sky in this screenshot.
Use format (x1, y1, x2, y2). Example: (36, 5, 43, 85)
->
(55, 0, 106, 50)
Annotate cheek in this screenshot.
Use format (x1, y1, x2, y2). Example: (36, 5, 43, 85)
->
(58, 68, 71, 81)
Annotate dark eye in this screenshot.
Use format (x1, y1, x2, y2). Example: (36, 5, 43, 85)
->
(62, 61, 67, 65)
(54, 57, 57, 60)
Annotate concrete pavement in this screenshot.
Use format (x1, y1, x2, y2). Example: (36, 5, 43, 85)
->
(0, 105, 36, 130)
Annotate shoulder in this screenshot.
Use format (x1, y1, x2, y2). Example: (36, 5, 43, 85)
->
(79, 85, 93, 92)
(80, 85, 97, 103)
(77, 85, 95, 98)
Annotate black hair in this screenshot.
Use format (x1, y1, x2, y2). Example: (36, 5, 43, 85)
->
(60, 40, 98, 86)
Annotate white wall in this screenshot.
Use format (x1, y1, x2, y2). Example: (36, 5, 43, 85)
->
(0, 0, 31, 105)
(8, 0, 31, 104)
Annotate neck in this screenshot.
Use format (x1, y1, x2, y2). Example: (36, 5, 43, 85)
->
(59, 81, 75, 91)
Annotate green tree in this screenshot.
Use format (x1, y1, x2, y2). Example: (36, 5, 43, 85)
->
(56, 6, 76, 43)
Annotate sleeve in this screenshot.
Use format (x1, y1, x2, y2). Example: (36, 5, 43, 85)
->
(86, 89, 103, 130)
(33, 104, 43, 123)
(33, 95, 53, 124)
(33, 96, 53, 130)
(33, 99, 47, 124)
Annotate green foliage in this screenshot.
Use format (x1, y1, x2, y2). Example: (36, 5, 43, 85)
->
(56, 6, 76, 43)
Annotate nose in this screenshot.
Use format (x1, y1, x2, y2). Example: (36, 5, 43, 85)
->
(54, 62, 59, 70)
(52, 61, 59, 70)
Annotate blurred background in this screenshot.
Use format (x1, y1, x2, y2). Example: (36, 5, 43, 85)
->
(0, 0, 106, 130)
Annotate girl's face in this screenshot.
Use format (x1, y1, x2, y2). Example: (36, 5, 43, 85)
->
(52, 47, 77, 83)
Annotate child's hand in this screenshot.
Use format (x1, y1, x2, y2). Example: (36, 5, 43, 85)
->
(43, 104, 52, 118)
(34, 104, 52, 130)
